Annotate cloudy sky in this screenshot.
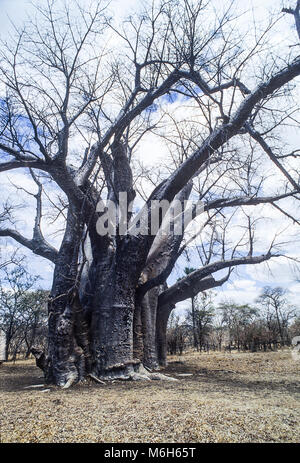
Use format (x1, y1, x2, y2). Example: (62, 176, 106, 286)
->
(0, 0, 299, 314)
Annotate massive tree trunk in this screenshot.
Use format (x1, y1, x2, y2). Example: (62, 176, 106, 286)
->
(45, 206, 90, 387)
(156, 303, 174, 367)
(30, 196, 280, 387)
(47, 290, 89, 387)
(133, 300, 144, 361)
(90, 269, 138, 380)
(140, 287, 160, 369)
(41, 208, 274, 385)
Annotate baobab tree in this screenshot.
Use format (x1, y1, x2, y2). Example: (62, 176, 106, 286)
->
(0, 0, 300, 386)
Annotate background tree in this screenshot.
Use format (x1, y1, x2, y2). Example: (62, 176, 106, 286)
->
(0, 264, 48, 360)
(174, 288, 300, 354)
(256, 286, 297, 346)
(0, 0, 299, 386)
(167, 312, 187, 356)
(218, 301, 258, 351)
(186, 291, 215, 351)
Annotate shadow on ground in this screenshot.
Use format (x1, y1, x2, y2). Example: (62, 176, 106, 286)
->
(1, 354, 299, 397)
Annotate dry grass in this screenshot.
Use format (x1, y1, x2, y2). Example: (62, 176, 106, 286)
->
(1, 350, 300, 443)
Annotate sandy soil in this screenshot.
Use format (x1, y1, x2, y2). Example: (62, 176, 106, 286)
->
(0, 350, 299, 443)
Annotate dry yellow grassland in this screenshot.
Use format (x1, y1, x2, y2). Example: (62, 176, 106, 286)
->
(1, 350, 299, 443)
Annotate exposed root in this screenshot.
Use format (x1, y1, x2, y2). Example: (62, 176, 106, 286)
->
(130, 372, 151, 381)
(89, 362, 178, 382)
(131, 364, 178, 381)
(148, 372, 178, 381)
(62, 374, 77, 389)
(88, 374, 106, 385)
(23, 384, 45, 389)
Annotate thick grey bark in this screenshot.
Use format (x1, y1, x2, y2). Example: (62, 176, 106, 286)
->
(132, 184, 194, 369)
(45, 205, 90, 387)
(141, 287, 160, 369)
(133, 301, 144, 361)
(89, 255, 140, 379)
(156, 303, 174, 367)
(85, 140, 143, 379)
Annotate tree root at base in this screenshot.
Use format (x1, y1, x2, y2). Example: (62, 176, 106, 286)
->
(90, 363, 178, 382)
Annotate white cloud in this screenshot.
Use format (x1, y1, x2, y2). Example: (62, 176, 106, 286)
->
(228, 279, 257, 290)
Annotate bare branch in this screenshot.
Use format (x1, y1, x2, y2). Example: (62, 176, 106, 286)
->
(158, 253, 279, 308)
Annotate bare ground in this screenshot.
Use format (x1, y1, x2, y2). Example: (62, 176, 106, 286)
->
(0, 350, 300, 443)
